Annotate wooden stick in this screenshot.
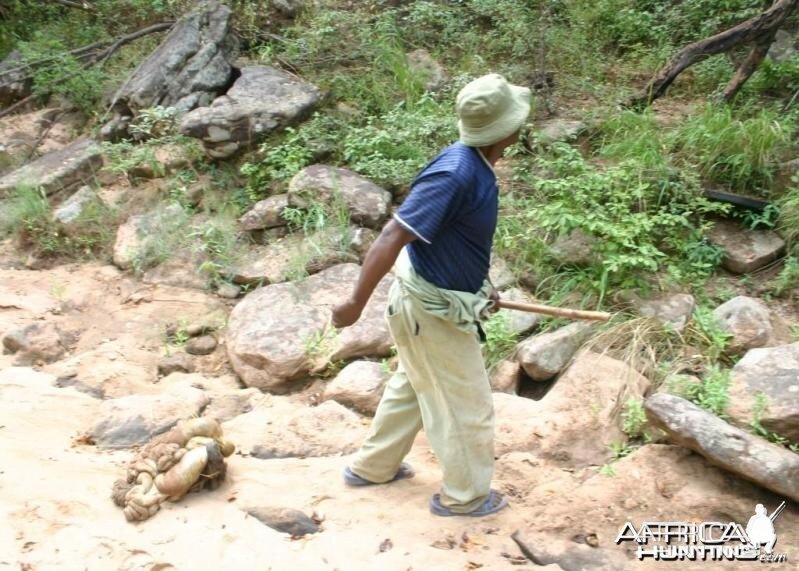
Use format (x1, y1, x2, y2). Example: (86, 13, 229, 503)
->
(496, 299, 611, 322)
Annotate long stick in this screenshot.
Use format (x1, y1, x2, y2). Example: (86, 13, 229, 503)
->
(496, 299, 611, 322)
(770, 501, 786, 521)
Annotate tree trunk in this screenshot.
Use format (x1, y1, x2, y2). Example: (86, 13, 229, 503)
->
(625, 0, 799, 108)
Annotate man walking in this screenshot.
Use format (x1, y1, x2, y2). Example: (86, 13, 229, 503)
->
(332, 73, 531, 517)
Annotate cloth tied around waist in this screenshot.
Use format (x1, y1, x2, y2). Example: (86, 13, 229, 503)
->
(392, 247, 495, 336)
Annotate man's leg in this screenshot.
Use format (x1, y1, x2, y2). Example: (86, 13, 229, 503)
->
(399, 301, 496, 513)
(349, 362, 423, 483)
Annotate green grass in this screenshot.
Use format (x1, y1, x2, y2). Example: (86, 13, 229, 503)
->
(482, 312, 518, 371)
(664, 365, 731, 417)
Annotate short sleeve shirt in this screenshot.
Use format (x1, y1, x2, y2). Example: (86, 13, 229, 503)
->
(394, 142, 498, 293)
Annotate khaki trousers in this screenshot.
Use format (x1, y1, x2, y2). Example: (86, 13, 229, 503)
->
(350, 280, 495, 513)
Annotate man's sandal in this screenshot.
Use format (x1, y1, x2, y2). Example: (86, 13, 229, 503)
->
(429, 489, 508, 517)
(343, 462, 415, 486)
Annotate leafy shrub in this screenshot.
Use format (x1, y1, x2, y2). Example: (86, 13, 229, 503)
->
(621, 396, 648, 440)
(665, 365, 731, 417)
(482, 312, 518, 371)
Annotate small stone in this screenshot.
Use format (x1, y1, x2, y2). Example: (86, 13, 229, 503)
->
(185, 335, 218, 356)
(549, 229, 600, 266)
(216, 282, 241, 299)
(239, 194, 288, 231)
(712, 296, 773, 353)
(708, 219, 786, 274)
(246, 507, 319, 536)
(322, 360, 388, 415)
(536, 119, 588, 146)
(516, 322, 593, 381)
(638, 293, 695, 332)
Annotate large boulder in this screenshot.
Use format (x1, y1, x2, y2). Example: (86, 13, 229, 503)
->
(0, 138, 102, 197)
(494, 351, 651, 467)
(2, 322, 74, 365)
(89, 387, 209, 448)
(708, 218, 786, 274)
(712, 295, 774, 353)
(726, 343, 799, 442)
(101, 0, 238, 139)
(516, 322, 593, 381)
(548, 228, 599, 266)
(226, 263, 392, 392)
(180, 66, 320, 159)
(322, 360, 389, 415)
(288, 165, 392, 229)
(223, 399, 368, 458)
(645, 392, 799, 502)
(0, 50, 32, 108)
(52, 185, 103, 232)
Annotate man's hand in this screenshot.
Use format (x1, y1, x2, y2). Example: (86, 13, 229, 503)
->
(488, 284, 500, 313)
(332, 297, 365, 329)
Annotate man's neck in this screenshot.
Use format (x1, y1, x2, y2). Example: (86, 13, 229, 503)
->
(478, 145, 504, 166)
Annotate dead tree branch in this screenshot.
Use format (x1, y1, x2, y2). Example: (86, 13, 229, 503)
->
(625, 0, 799, 108)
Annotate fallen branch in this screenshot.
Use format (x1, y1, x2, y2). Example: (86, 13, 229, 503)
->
(626, 0, 799, 108)
(0, 94, 35, 119)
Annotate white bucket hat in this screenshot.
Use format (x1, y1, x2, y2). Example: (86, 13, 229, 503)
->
(456, 73, 531, 147)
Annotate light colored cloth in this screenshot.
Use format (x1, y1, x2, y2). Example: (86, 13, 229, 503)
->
(393, 246, 494, 336)
(350, 249, 495, 513)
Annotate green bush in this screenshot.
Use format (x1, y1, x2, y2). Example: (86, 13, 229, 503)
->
(665, 365, 731, 417)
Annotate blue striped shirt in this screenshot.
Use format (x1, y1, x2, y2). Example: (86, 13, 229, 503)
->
(394, 142, 498, 293)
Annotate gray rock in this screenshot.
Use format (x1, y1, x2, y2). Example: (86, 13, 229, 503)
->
(239, 194, 288, 231)
(499, 288, 541, 336)
(185, 335, 218, 355)
(0, 50, 32, 108)
(2, 322, 74, 365)
(128, 143, 192, 179)
(644, 392, 799, 503)
(548, 228, 599, 266)
(226, 263, 392, 392)
(323, 360, 388, 415)
(272, 0, 305, 17)
(52, 185, 101, 228)
(536, 119, 588, 145)
(708, 218, 786, 274)
(489, 256, 515, 290)
(288, 165, 391, 229)
(103, 0, 238, 137)
(712, 296, 773, 353)
(0, 138, 102, 197)
(203, 390, 258, 423)
(112, 204, 186, 270)
(638, 293, 695, 332)
(768, 29, 796, 63)
(407, 49, 447, 92)
(726, 343, 799, 441)
(89, 388, 209, 448)
(247, 507, 319, 536)
(157, 352, 195, 376)
(180, 66, 320, 159)
(215, 282, 241, 299)
(516, 322, 593, 381)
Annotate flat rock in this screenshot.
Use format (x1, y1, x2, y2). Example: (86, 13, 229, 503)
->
(638, 293, 695, 332)
(89, 387, 209, 448)
(288, 165, 391, 229)
(322, 360, 388, 415)
(226, 263, 392, 391)
(495, 350, 651, 467)
(102, 0, 238, 138)
(203, 389, 259, 423)
(246, 507, 319, 536)
(708, 218, 786, 274)
(224, 399, 367, 458)
(645, 392, 799, 502)
(0, 138, 102, 197)
(516, 322, 593, 381)
(726, 343, 799, 441)
(180, 66, 320, 159)
(239, 194, 288, 231)
(712, 295, 773, 353)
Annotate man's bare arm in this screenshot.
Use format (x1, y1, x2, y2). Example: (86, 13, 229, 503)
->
(331, 219, 416, 328)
